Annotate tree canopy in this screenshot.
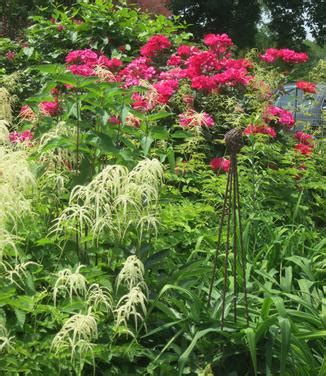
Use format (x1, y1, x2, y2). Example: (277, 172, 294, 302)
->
(169, 0, 326, 49)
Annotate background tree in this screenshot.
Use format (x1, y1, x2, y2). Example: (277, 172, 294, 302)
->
(169, 0, 261, 49)
(264, 0, 325, 49)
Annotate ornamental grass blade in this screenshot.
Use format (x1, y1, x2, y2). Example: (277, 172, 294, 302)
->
(279, 317, 291, 376)
(244, 327, 257, 376)
(178, 328, 222, 375)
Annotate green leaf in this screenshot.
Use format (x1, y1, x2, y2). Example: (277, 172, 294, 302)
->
(31, 64, 66, 74)
(279, 317, 291, 376)
(140, 135, 154, 156)
(14, 309, 26, 329)
(178, 328, 222, 375)
(243, 328, 257, 376)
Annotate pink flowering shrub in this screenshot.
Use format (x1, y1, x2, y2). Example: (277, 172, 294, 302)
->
(260, 48, 308, 64)
(29, 33, 315, 175)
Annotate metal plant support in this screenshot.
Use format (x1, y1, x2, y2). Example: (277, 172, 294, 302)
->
(208, 128, 249, 329)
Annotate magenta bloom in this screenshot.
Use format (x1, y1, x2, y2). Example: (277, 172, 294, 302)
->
(9, 130, 33, 144)
(260, 48, 308, 64)
(140, 35, 172, 58)
(167, 54, 182, 66)
(295, 131, 313, 145)
(153, 79, 179, 103)
(65, 49, 98, 65)
(68, 64, 95, 76)
(118, 57, 156, 87)
(264, 105, 295, 129)
(210, 157, 231, 173)
(244, 124, 276, 138)
(296, 81, 317, 94)
(203, 33, 233, 55)
(6, 51, 15, 60)
(294, 143, 313, 155)
(108, 116, 121, 125)
(39, 100, 60, 116)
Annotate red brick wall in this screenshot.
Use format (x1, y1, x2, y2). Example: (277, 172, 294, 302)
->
(128, 0, 171, 16)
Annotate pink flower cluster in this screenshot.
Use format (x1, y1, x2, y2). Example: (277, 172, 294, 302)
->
(203, 33, 233, 55)
(244, 124, 276, 138)
(118, 57, 156, 87)
(294, 131, 314, 155)
(264, 105, 295, 129)
(9, 130, 33, 144)
(65, 49, 122, 77)
(210, 157, 231, 173)
(296, 81, 317, 94)
(39, 100, 60, 117)
(140, 35, 172, 58)
(260, 48, 308, 64)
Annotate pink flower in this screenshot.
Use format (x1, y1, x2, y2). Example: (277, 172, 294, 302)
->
(177, 45, 192, 57)
(97, 56, 122, 70)
(19, 105, 36, 121)
(118, 57, 156, 87)
(279, 49, 308, 64)
(6, 51, 15, 60)
(108, 116, 121, 125)
(132, 92, 151, 111)
(9, 130, 33, 144)
(179, 110, 214, 127)
(65, 49, 98, 65)
(260, 48, 280, 63)
(57, 24, 64, 31)
(295, 131, 313, 145)
(294, 143, 313, 155)
(191, 75, 217, 91)
(296, 81, 317, 94)
(159, 67, 188, 80)
(260, 48, 308, 64)
(153, 79, 179, 103)
(203, 33, 233, 55)
(167, 54, 182, 66)
(68, 64, 95, 76)
(39, 100, 60, 116)
(140, 35, 172, 58)
(244, 124, 276, 138)
(51, 87, 60, 96)
(50, 18, 56, 24)
(264, 105, 295, 128)
(210, 157, 231, 173)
